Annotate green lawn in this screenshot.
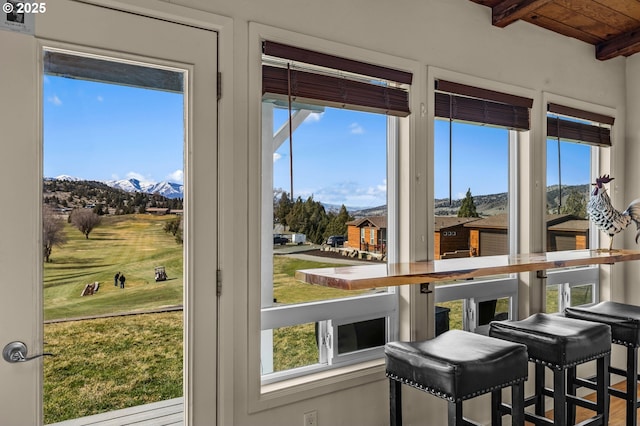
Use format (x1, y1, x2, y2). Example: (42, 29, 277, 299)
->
(44, 214, 183, 320)
(44, 214, 184, 424)
(44, 312, 182, 424)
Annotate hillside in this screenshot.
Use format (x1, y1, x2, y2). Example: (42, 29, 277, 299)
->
(44, 178, 182, 214)
(351, 184, 591, 218)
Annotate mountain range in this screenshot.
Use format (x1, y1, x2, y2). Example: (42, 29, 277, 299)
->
(52, 175, 184, 199)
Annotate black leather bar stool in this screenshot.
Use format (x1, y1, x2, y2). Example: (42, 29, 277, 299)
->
(565, 301, 640, 426)
(385, 329, 528, 426)
(490, 313, 611, 426)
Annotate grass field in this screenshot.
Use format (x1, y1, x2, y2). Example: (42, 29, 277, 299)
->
(44, 312, 182, 424)
(44, 214, 183, 320)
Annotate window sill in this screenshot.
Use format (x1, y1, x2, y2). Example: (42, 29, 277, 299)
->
(250, 359, 386, 413)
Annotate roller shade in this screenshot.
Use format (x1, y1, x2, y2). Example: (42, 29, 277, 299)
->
(262, 41, 411, 117)
(547, 104, 614, 147)
(435, 80, 532, 130)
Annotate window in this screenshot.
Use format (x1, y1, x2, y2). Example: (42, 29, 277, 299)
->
(260, 42, 411, 383)
(544, 102, 613, 312)
(432, 79, 532, 332)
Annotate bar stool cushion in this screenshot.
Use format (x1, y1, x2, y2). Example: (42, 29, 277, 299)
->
(385, 329, 528, 402)
(565, 301, 640, 347)
(489, 313, 611, 370)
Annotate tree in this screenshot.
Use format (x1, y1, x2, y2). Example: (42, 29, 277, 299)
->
(458, 188, 479, 218)
(561, 190, 587, 218)
(70, 208, 102, 239)
(43, 205, 67, 262)
(273, 189, 293, 227)
(324, 205, 353, 239)
(286, 196, 330, 244)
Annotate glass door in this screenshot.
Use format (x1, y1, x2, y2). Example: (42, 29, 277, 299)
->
(0, 1, 218, 424)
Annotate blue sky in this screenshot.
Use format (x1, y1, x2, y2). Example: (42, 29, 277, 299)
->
(45, 75, 591, 208)
(44, 76, 185, 184)
(272, 107, 387, 208)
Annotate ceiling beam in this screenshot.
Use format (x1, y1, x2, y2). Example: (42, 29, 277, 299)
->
(596, 28, 640, 61)
(492, 0, 553, 28)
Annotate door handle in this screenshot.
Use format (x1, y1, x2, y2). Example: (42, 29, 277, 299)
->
(3, 341, 55, 363)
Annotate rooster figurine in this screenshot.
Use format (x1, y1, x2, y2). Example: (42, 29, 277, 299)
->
(587, 175, 640, 251)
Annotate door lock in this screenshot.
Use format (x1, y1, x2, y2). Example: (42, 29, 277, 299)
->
(3, 341, 55, 363)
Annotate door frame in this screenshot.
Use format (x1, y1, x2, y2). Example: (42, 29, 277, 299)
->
(0, 1, 233, 424)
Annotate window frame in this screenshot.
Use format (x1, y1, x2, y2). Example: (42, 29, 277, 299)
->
(543, 96, 614, 311)
(432, 116, 522, 330)
(260, 89, 403, 383)
(248, 25, 421, 412)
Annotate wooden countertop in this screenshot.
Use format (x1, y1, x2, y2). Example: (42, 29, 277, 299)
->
(295, 249, 640, 291)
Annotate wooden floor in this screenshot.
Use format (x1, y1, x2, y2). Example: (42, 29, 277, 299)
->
(43, 382, 639, 426)
(47, 398, 183, 426)
(527, 381, 639, 426)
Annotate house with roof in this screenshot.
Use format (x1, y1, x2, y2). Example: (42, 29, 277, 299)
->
(547, 214, 590, 251)
(346, 216, 387, 254)
(434, 216, 480, 259)
(463, 213, 590, 257)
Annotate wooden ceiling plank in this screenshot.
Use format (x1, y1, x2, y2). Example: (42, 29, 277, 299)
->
(557, 0, 640, 34)
(523, 13, 603, 44)
(535, 3, 618, 40)
(592, 0, 640, 21)
(597, 29, 640, 60)
(492, 0, 554, 27)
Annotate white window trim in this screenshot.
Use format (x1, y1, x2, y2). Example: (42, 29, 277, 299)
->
(247, 23, 421, 412)
(259, 104, 400, 382)
(541, 92, 618, 308)
(435, 277, 519, 332)
(431, 118, 522, 331)
(545, 266, 599, 312)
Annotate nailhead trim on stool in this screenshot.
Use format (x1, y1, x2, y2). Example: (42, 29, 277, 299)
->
(385, 329, 528, 426)
(490, 313, 611, 426)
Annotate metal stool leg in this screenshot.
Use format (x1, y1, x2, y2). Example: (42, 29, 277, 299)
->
(553, 368, 566, 426)
(389, 378, 402, 426)
(598, 353, 610, 426)
(491, 389, 501, 426)
(627, 345, 638, 426)
(448, 400, 464, 426)
(567, 366, 577, 425)
(511, 382, 525, 426)
(535, 363, 546, 417)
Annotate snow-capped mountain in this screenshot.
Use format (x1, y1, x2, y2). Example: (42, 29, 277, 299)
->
(105, 178, 184, 199)
(52, 175, 184, 199)
(53, 174, 82, 182)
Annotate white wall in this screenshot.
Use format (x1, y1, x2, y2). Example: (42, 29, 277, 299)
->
(167, 0, 628, 424)
(2, 0, 631, 424)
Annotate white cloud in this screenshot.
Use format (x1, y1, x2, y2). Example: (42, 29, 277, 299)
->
(349, 122, 364, 134)
(273, 152, 282, 162)
(304, 112, 323, 123)
(48, 95, 62, 106)
(167, 169, 184, 183)
(308, 179, 387, 208)
(97, 96, 104, 102)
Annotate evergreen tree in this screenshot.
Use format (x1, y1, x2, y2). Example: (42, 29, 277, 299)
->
(458, 188, 479, 218)
(273, 189, 293, 227)
(324, 205, 353, 239)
